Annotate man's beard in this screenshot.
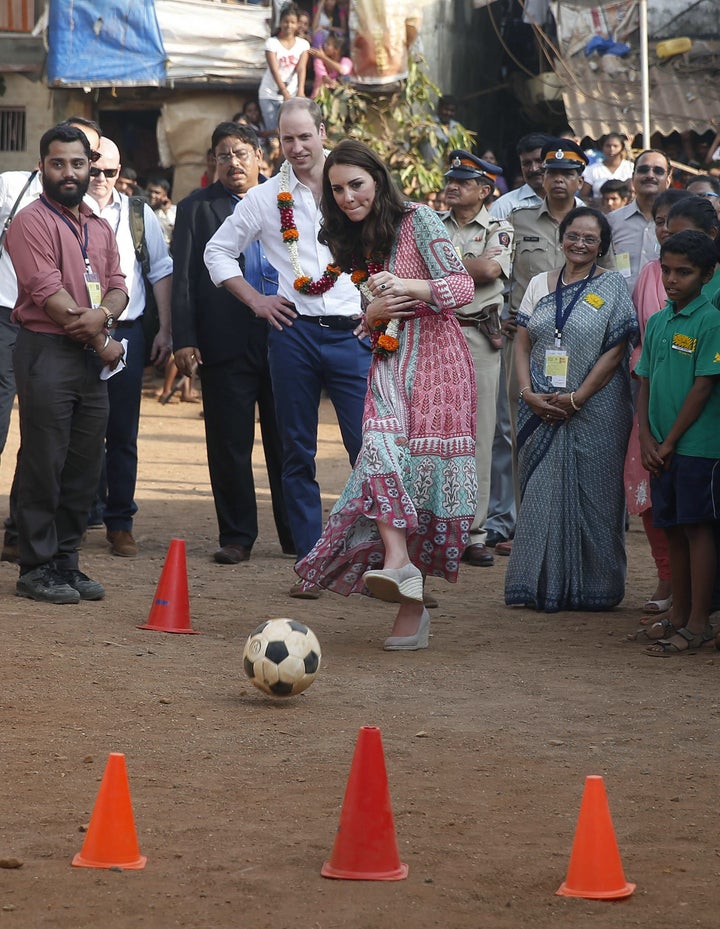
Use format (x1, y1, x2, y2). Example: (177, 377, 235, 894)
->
(43, 174, 90, 208)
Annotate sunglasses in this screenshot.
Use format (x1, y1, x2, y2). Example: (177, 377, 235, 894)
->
(635, 164, 667, 176)
(89, 166, 119, 178)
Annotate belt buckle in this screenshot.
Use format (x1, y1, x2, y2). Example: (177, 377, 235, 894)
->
(318, 317, 330, 328)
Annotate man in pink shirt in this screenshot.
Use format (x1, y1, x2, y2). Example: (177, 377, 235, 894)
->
(6, 123, 127, 604)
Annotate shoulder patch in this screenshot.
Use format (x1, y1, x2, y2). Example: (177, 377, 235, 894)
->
(498, 232, 511, 247)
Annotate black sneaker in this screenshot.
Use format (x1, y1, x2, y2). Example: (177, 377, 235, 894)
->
(16, 565, 81, 604)
(57, 568, 105, 601)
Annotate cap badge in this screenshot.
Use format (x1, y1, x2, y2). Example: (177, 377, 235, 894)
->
(451, 156, 462, 168)
(554, 149, 564, 160)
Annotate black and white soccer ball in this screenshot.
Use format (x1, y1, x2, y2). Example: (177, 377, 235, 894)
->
(242, 618, 322, 697)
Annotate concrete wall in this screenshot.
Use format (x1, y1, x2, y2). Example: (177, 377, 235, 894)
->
(0, 74, 54, 170)
(648, 0, 720, 38)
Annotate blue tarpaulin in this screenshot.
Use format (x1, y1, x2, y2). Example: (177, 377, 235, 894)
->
(47, 0, 166, 87)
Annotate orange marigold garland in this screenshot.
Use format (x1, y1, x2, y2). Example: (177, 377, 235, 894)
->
(351, 258, 400, 357)
(278, 163, 340, 295)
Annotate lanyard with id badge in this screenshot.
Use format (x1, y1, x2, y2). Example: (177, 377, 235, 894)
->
(40, 195, 102, 308)
(40, 196, 126, 377)
(547, 263, 597, 387)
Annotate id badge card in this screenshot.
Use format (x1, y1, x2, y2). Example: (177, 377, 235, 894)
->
(84, 271, 102, 309)
(544, 348, 568, 387)
(615, 252, 631, 278)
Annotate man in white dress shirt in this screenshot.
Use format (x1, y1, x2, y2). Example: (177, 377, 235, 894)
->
(607, 149, 672, 294)
(86, 136, 173, 557)
(204, 97, 369, 597)
(489, 133, 551, 222)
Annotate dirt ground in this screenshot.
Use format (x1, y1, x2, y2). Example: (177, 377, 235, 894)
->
(1, 377, 719, 929)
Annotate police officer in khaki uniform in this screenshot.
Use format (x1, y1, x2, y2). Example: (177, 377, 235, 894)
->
(440, 151, 513, 567)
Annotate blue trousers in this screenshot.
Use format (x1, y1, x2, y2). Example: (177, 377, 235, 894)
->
(268, 320, 371, 559)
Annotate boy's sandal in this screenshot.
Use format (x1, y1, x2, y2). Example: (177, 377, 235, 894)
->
(644, 625, 715, 658)
(626, 616, 677, 643)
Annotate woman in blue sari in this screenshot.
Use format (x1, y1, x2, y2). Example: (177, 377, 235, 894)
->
(505, 207, 638, 611)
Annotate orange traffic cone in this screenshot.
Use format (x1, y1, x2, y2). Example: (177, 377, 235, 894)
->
(137, 538, 199, 634)
(556, 775, 635, 900)
(72, 753, 147, 870)
(321, 726, 408, 881)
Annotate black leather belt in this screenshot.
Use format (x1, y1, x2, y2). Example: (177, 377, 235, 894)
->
(295, 314, 357, 331)
(114, 318, 140, 329)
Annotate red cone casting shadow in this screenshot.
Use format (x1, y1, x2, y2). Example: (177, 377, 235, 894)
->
(322, 726, 408, 881)
(72, 753, 147, 870)
(556, 775, 635, 900)
(138, 538, 199, 633)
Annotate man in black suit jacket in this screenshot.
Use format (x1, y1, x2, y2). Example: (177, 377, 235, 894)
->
(172, 122, 293, 564)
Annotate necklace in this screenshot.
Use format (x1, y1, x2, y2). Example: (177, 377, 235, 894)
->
(277, 161, 341, 296)
(351, 257, 400, 356)
(560, 266, 594, 286)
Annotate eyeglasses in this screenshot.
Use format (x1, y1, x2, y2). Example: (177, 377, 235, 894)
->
(89, 167, 119, 178)
(635, 164, 667, 176)
(215, 148, 254, 165)
(563, 232, 600, 247)
(694, 190, 719, 199)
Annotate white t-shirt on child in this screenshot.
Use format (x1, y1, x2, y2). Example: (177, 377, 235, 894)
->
(259, 35, 310, 100)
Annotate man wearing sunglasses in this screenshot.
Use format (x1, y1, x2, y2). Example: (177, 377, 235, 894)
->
(86, 136, 173, 559)
(607, 149, 672, 293)
(686, 174, 720, 219)
(0, 117, 102, 564)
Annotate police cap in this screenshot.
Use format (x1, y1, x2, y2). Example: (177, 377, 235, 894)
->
(541, 138, 589, 171)
(445, 150, 503, 184)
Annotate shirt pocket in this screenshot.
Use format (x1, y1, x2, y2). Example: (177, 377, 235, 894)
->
(516, 238, 552, 279)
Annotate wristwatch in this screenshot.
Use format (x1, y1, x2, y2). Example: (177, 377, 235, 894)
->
(99, 305, 116, 328)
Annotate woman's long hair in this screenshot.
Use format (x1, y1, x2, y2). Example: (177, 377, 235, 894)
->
(319, 140, 408, 272)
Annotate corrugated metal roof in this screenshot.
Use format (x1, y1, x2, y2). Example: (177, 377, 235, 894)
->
(560, 56, 720, 140)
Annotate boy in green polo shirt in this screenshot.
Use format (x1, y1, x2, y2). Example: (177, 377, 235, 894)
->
(636, 230, 720, 656)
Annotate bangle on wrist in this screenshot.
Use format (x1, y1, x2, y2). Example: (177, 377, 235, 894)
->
(98, 333, 111, 353)
(570, 391, 582, 411)
(519, 385, 531, 400)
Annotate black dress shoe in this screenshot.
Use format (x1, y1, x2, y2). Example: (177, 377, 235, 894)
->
(484, 530, 508, 548)
(462, 543, 494, 567)
(214, 544, 251, 564)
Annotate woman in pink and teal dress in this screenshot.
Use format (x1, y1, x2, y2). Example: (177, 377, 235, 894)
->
(295, 140, 476, 650)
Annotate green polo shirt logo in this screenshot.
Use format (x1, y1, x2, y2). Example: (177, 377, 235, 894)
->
(671, 332, 696, 354)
